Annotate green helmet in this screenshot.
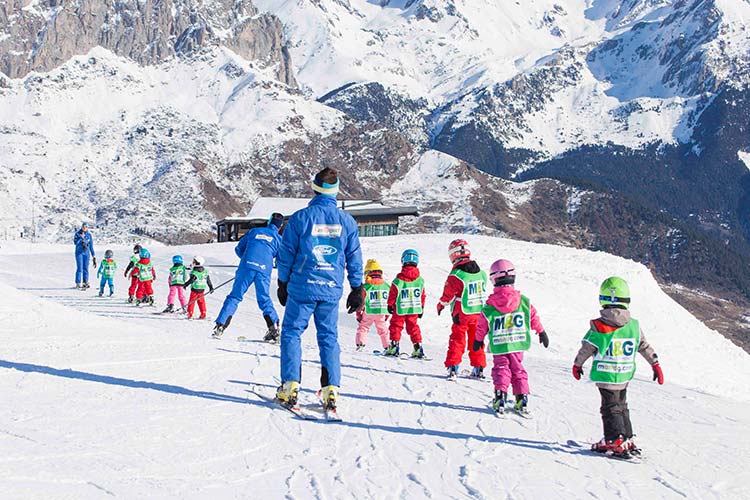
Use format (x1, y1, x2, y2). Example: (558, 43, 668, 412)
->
(599, 276, 631, 309)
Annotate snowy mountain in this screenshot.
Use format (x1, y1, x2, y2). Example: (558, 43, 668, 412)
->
(1, 235, 748, 497)
(2, 1, 750, 347)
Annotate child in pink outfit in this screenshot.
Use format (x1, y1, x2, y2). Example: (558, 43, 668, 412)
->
(355, 259, 391, 351)
(473, 259, 549, 414)
(162, 255, 188, 313)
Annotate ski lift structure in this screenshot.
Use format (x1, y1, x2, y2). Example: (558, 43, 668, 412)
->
(215, 197, 419, 242)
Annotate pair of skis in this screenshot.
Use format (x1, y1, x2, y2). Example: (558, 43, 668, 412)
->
(248, 386, 341, 422)
(371, 350, 433, 361)
(564, 440, 644, 462)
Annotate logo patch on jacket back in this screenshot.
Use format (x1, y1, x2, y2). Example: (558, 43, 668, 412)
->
(311, 224, 342, 237)
(311, 224, 343, 271)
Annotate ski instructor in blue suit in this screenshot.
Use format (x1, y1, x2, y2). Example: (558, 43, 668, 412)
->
(212, 212, 284, 341)
(73, 222, 96, 289)
(275, 167, 364, 411)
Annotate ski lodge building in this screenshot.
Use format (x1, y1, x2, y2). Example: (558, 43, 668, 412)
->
(215, 197, 419, 242)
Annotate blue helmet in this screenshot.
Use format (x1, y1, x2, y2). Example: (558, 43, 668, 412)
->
(172, 255, 183, 265)
(139, 248, 151, 259)
(401, 248, 419, 265)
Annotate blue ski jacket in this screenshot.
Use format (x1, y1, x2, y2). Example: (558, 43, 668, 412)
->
(74, 229, 95, 256)
(277, 195, 363, 301)
(234, 225, 281, 274)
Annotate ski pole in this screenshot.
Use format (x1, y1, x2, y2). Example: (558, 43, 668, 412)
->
(179, 277, 236, 314)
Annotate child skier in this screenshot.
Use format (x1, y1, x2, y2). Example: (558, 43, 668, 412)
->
(355, 259, 391, 351)
(182, 256, 214, 319)
(385, 249, 426, 358)
(123, 244, 142, 303)
(571, 276, 664, 458)
(97, 249, 117, 297)
(473, 259, 549, 414)
(438, 239, 489, 380)
(134, 247, 156, 306)
(163, 255, 188, 313)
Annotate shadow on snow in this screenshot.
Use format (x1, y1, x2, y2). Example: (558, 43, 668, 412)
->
(0, 358, 582, 455)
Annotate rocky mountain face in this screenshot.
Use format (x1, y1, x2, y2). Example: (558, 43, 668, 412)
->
(1, 0, 750, 348)
(0, 0, 295, 85)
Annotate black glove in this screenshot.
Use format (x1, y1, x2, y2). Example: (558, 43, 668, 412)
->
(418, 313, 423, 318)
(182, 284, 188, 289)
(538, 331, 549, 348)
(472, 340, 483, 352)
(387, 305, 395, 315)
(92, 257, 97, 268)
(346, 285, 364, 314)
(209, 287, 214, 294)
(277, 280, 288, 307)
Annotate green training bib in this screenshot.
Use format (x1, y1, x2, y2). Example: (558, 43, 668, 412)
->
(482, 295, 531, 354)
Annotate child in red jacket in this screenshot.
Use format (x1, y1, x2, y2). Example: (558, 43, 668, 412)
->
(134, 247, 156, 306)
(385, 249, 426, 359)
(438, 239, 489, 380)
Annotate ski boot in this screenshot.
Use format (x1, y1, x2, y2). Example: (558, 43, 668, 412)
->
(135, 298, 142, 306)
(492, 390, 508, 413)
(384, 340, 400, 356)
(263, 323, 280, 343)
(447, 365, 459, 380)
(82, 282, 90, 290)
(624, 438, 642, 456)
(276, 381, 300, 407)
(212, 323, 225, 339)
(514, 394, 529, 414)
(411, 343, 425, 359)
(162, 304, 175, 314)
(109, 291, 114, 297)
(591, 436, 629, 457)
(98, 291, 103, 297)
(127, 295, 134, 304)
(319, 385, 339, 410)
(470, 366, 485, 379)
(355, 343, 366, 352)
(147, 295, 155, 306)
(75, 283, 82, 289)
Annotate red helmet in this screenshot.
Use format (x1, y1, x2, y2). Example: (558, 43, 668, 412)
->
(448, 239, 471, 264)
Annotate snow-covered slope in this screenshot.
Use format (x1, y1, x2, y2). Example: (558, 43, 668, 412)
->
(1, 235, 748, 497)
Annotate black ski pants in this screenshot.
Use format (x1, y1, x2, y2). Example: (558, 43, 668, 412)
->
(599, 388, 633, 441)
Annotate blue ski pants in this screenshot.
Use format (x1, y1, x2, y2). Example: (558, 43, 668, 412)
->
(215, 267, 277, 326)
(280, 296, 341, 387)
(99, 277, 114, 295)
(75, 253, 90, 284)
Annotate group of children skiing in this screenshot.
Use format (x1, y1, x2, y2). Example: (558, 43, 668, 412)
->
(78, 223, 664, 460)
(91, 244, 215, 319)
(354, 238, 665, 459)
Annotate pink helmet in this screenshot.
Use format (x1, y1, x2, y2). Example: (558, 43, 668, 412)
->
(490, 259, 516, 285)
(448, 239, 471, 264)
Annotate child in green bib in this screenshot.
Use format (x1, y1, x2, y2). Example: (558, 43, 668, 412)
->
(572, 276, 664, 459)
(355, 259, 391, 351)
(473, 259, 549, 415)
(182, 256, 214, 319)
(385, 249, 426, 358)
(97, 249, 117, 297)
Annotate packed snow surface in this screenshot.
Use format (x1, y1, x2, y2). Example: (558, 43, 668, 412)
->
(1, 235, 748, 498)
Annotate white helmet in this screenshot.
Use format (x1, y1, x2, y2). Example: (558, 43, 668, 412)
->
(193, 255, 205, 266)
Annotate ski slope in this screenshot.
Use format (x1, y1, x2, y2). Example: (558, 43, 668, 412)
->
(1, 235, 748, 499)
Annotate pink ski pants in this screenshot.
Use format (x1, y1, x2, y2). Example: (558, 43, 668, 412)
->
(167, 285, 187, 307)
(491, 351, 530, 395)
(356, 313, 390, 348)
